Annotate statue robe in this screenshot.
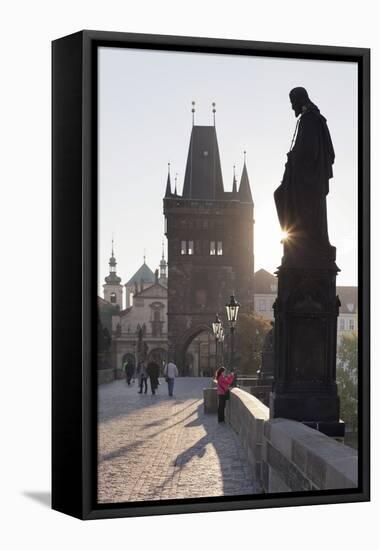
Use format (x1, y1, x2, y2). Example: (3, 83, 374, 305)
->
(274, 105, 335, 250)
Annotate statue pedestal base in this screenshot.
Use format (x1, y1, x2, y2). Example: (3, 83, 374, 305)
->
(269, 392, 345, 438)
(270, 251, 345, 439)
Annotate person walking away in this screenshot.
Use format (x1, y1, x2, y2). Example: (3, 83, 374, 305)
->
(122, 359, 129, 384)
(215, 367, 235, 422)
(126, 361, 135, 386)
(164, 360, 178, 397)
(147, 360, 160, 394)
(137, 361, 148, 394)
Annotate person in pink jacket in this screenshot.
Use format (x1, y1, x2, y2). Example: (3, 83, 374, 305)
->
(214, 367, 235, 423)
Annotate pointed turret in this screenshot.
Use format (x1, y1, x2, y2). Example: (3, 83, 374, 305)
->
(181, 102, 224, 200)
(182, 125, 224, 199)
(164, 163, 172, 197)
(238, 152, 253, 204)
(232, 165, 237, 195)
(174, 173, 178, 196)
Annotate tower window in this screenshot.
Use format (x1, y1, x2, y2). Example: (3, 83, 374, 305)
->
(110, 292, 117, 304)
(181, 240, 194, 255)
(217, 241, 223, 255)
(210, 241, 216, 255)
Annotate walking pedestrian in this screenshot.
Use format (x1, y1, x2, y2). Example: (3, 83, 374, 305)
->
(214, 367, 235, 423)
(126, 361, 135, 386)
(136, 361, 148, 394)
(122, 359, 129, 383)
(163, 360, 178, 397)
(147, 360, 160, 395)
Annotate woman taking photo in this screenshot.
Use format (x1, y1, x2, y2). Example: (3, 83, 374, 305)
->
(214, 367, 235, 423)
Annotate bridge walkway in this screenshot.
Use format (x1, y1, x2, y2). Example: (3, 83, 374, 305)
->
(98, 377, 258, 503)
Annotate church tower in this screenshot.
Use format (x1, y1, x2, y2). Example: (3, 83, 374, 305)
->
(163, 104, 254, 372)
(103, 240, 123, 309)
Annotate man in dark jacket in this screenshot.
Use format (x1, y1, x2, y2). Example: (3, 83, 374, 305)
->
(146, 361, 160, 395)
(274, 87, 335, 257)
(125, 361, 135, 386)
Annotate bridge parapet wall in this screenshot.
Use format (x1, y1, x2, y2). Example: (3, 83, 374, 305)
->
(226, 388, 358, 493)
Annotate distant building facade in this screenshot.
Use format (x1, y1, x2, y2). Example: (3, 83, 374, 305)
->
(100, 243, 169, 377)
(336, 286, 358, 345)
(253, 269, 278, 320)
(253, 268, 357, 345)
(111, 272, 168, 374)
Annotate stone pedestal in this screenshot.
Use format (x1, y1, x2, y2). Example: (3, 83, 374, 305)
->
(203, 388, 218, 414)
(261, 349, 274, 380)
(270, 244, 344, 438)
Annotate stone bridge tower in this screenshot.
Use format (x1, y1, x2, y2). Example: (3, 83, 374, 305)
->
(163, 108, 254, 374)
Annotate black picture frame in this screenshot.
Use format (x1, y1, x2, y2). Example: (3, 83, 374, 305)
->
(52, 30, 370, 520)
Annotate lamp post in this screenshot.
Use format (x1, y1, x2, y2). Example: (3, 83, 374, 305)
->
(218, 326, 225, 364)
(225, 294, 240, 374)
(212, 313, 222, 368)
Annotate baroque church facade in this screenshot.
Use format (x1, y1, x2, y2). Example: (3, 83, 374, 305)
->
(100, 244, 169, 376)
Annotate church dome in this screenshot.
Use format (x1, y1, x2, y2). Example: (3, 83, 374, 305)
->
(105, 272, 121, 284)
(125, 262, 155, 287)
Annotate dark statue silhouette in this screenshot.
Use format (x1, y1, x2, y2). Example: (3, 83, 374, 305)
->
(270, 88, 343, 437)
(274, 87, 335, 257)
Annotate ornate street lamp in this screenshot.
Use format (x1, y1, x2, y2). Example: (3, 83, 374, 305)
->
(225, 294, 240, 372)
(218, 325, 225, 364)
(212, 313, 222, 367)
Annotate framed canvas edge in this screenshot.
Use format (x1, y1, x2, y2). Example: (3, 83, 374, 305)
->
(52, 30, 370, 521)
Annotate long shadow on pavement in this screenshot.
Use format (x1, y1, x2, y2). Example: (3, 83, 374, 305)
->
(153, 403, 257, 498)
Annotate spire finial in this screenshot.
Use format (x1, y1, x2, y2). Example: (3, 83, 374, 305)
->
(161, 239, 165, 260)
(243, 150, 247, 164)
(168, 162, 171, 175)
(191, 101, 195, 126)
(111, 234, 114, 257)
(212, 102, 216, 126)
(143, 249, 146, 264)
(174, 173, 178, 195)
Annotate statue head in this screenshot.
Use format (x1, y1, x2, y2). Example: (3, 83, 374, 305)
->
(289, 87, 310, 117)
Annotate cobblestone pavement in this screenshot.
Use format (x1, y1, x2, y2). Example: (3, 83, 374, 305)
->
(98, 377, 257, 503)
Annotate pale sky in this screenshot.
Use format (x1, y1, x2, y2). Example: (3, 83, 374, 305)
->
(98, 47, 358, 295)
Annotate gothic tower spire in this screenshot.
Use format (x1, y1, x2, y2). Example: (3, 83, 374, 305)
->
(238, 151, 254, 204)
(165, 162, 172, 197)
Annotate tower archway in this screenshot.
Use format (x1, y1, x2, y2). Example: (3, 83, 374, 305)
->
(179, 325, 217, 377)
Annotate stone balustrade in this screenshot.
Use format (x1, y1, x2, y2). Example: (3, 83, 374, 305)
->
(204, 386, 358, 492)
